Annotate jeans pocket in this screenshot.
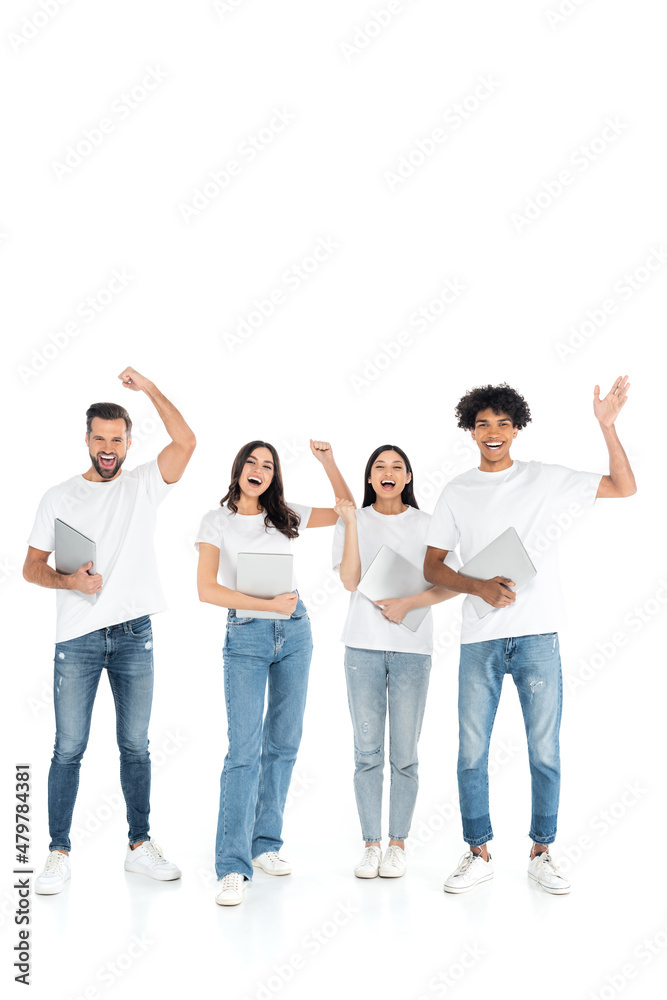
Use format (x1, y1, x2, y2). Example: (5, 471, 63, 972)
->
(128, 615, 152, 637)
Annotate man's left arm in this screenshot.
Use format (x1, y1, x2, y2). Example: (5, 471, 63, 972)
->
(118, 367, 196, 484)
(594, 375, 637, 499)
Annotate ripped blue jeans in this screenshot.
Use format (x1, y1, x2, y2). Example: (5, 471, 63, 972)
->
(458, 633, 562, 847)
(48, 617, 154, 852)
(344, 646, 431, 843)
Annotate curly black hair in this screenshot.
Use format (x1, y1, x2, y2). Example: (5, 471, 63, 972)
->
(455, 383, 532, 430)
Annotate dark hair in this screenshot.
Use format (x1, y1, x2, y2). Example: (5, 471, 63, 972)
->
(221, 440, 301, 540)
(86, 402, 132, 437)
(362, 444, 419, 509)
(455, 383, 532, 431)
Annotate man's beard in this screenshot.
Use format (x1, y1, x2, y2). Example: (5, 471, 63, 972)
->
(90, 451, 126, 479)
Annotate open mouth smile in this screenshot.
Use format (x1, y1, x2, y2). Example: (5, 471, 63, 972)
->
(98, 453, 117, 469)
(247, 476, 262, 487)
(380, 479, 396, 491)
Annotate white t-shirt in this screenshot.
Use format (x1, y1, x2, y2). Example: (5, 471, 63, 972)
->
(426, 460, 602, 643)
(195, 503, 312, 592)
(332, 505, 461, 655)
(28, 459, 176, 643)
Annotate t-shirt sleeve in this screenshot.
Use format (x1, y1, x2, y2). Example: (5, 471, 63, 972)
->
(287, 502, 313, 533)
(542, 463, 602, 513)
(425, 490, 460, 551)
(195, 510, 223, 551)
(136, 458, 177, 507)
(443, 548, 462, 573)
(331, 517, 345, 572)
(27, 488, 57, 552)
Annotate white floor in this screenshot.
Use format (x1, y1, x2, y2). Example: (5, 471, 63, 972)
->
(26, 811, 664, 1000)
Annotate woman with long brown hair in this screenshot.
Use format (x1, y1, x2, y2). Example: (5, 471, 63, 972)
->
(196, 439, 353, 906)
(333, 445, 459, 880)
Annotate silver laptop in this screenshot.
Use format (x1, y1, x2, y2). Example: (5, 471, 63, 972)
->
(236, 552, 294, 619)
(458, 527, 537, 618)
(54, 518, 97, 604)
(357, 544, 431, 633)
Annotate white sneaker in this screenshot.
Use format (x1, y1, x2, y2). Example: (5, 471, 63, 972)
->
(252, 851, 292, 875)
(35, 851, 71, 895)
(215, 872, 245, 905)
(124, 839, 181, 881)
(379, 845, 406, 878)
(444, 851, 494, 894)
(354, 845, 382, 879)
(527, 852, 571, 894)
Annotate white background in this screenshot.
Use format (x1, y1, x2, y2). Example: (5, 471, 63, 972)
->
(2, 2, 665, 999)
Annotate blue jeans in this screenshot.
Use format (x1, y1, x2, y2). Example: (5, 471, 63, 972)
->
(344, 646, 431, 842)
(458, 633, 562, 847)
(216, 599, 313, 880)
(48, 616, 154, 852)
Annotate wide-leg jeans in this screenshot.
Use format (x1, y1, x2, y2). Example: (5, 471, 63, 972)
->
(215, 600, 313, 880)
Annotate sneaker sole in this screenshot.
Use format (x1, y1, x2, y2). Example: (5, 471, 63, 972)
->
(124, 865, 181, 880)
(354, 869, 379, 878)
(443, 872, 494, 894)
(379, 869, 405, 878)
(215, 894, 244, 906)
(527, 873, 571, 894)
(35, 880, 68, 895)
(251, 861, 291, 875)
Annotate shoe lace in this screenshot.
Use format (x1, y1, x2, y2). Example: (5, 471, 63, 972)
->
(43, 852, 65, 874)
(264, 851, 281, 863)
(537, 852, 562, 876)
(360, 846, 380, 864)
(456, 851, 483, 874)
(142, 841, 164, 861)
(384, 846, 402, 866)
(221, 872, 243, 891)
